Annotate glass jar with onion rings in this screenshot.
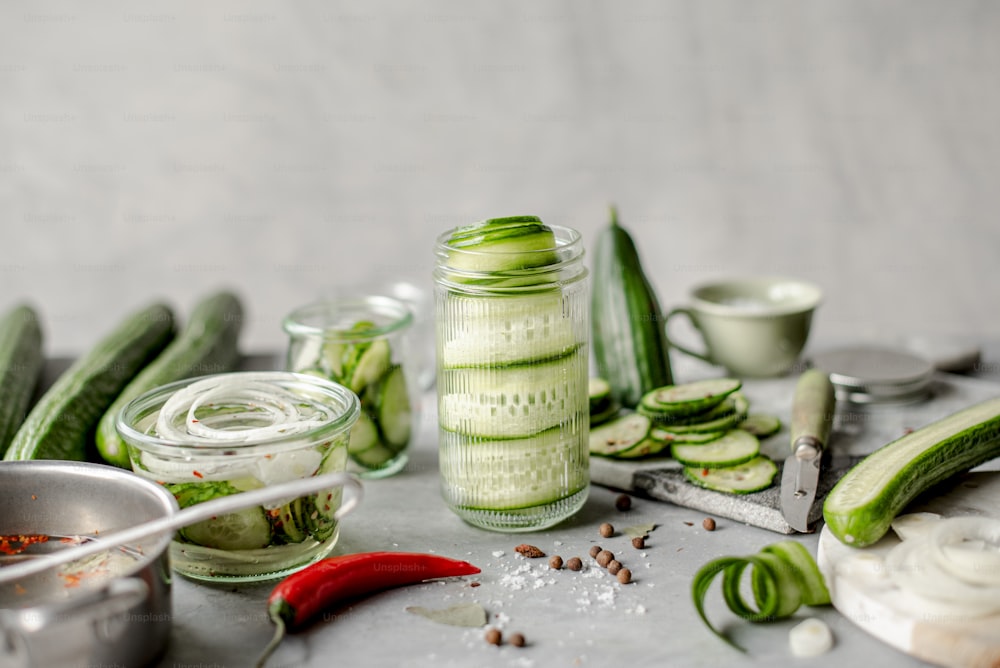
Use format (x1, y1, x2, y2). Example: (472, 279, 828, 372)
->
(116, 371, 359, 582)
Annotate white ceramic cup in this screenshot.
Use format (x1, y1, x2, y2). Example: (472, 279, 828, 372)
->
(664, 277, 822, 378)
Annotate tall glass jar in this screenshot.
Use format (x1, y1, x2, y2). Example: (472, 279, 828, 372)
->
(283, 296, 419, 479)
(433, 218, 590, 532)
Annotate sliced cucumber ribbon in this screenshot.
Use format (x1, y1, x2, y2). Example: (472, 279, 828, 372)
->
(692, 541, 830, 651)
(156, 373, 341, 444)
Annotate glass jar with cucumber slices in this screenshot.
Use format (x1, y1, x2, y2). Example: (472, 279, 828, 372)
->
(283, 296, 418, 479)
(434, 216, 590, 532)
(116, 371, 359, 583)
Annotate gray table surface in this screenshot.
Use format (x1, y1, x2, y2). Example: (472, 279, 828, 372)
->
(155, 344, 1000, 668)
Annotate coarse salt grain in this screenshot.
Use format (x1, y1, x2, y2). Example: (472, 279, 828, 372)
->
(492, 550, 505, 558)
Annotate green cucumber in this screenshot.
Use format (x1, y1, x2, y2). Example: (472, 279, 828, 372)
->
(272, 497, 308, 544)
(347, 337, 391, 393)
(0, 304, 44, 457)
(96, 291, 244, 467)
(739, 413, 782, 439)
(591, 206, 673, 408)
(589, 377, 613, 413)
(182, 506, 272, 551)
(443, 216, 557, 272)
(614, 437, 670, 459)
(641, 394, 737, 426)
(441, 426, 588, 511)
(823, 396, 1000, 547)
(589, 412, 652, 457)
(305, 487, 343, 542)
(5, 302, 175, 462)
(169, 480, 274, 550)
(348, 411, 380, 455)
(375, 365, 411, 450)
(671, 430, 760, 468)
(438, 348, 586, 439)
(639, 378, 742, 419)
(684, 456, 778, 494)
(590, 401, 621, 427)
(650, 428, 726, 445)
(439, 292, 578, 367)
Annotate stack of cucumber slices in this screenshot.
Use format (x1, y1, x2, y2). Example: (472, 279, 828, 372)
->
(589, 377, 782, 494)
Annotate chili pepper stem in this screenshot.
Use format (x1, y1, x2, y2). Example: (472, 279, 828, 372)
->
(255, 615, 286, 668)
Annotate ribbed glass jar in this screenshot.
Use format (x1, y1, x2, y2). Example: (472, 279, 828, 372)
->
(433, 221, 590, 531)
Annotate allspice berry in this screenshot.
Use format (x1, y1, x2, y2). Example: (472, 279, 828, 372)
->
(566, 556, 583, 571)
(607, 559, 622, 576)
(549, 555, 563, 570)
(617, 567, 632, 584)
(589, 545, 602, 558)
(596, 549, 614, 568)
(631, 536, 645, 550)
(615, 494, 632, 511)
(703, 517, 717, 532)
(485, 628, 502, 645)
(599, 522, 614, 538)
(509, 632, 526, 648)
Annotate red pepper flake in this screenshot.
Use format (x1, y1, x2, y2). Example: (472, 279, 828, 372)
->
(14, 584, 26, 595)
(191, 419, 200, 423)
(30, 495, 37, 500)
(0, 534, 50, 555)
(701, 468, 709, 477)
(192, 470, 204, 479)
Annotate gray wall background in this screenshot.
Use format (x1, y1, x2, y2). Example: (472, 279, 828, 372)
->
(3, 0, 998, 357)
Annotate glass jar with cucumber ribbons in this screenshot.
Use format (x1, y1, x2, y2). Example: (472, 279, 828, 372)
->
(434, 216, 590, 531)
(283, 296, 419, 479)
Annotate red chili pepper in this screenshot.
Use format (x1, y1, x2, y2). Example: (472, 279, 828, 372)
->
(256, 551, 480, 667)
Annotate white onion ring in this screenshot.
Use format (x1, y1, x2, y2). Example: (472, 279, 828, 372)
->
(884, 516, 1000, 617)
(926, 516, 1000, 587)
(155, 373, 339, 444)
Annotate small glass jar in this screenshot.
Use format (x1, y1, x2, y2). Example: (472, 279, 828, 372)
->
(433, 221, 590, 532)
(117, 371, 359, 583)
(283, 296, 419, 479)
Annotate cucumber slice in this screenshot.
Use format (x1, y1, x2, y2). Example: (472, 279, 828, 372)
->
(739, 413, 782, 439)
(348, 338, 392, 393)
(353, 443, 396, 468)
(348, 411, 380, 455)
(656, 409, 742, 434)
(614, 437, 670, 459)
(589, 377, 612, 412)
(639, 378, 742, 418)
(443, 218, 557, 272)
(590, 401, 621, 427)
(181, 506, 273, 551)
(589, 413, 652, 457)
(650, 428, 726, 444)
(438, 349, 587, 439)
(440, 426, 588, 511)
(272, 497, 308, 544)
(640, 394, 733, 425)
(305, 487, 343, 542)
(671, 430, 760, 468)
(375, 365, 412, 450)
(683, 456, 778, 494)
(439, 292, 578, 367)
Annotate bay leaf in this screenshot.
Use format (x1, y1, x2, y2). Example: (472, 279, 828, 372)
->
(405, 602, 487, 628)
(622, 523, 657, 538)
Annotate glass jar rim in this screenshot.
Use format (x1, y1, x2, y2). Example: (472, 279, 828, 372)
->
(282, 294, 414, 342)
(433, 223, 586, 293)
(116, 371, 360, 456)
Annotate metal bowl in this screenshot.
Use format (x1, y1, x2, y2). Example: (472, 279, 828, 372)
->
(0, 460, 177, 668)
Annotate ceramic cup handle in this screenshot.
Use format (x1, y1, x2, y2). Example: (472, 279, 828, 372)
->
(663, 307, 713, 364)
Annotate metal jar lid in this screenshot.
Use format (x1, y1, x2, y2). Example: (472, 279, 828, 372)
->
(809, 346, 934, 404)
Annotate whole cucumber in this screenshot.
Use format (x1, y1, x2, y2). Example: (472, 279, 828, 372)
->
(591, 206, 673, 408)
